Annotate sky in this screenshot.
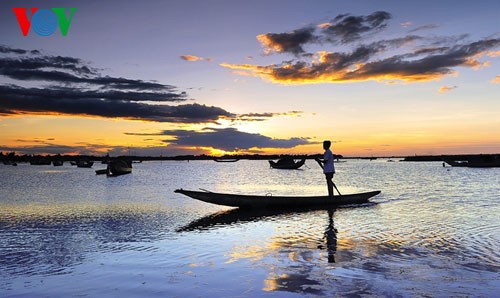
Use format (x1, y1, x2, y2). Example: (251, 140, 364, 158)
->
(1, 0, 500, 157)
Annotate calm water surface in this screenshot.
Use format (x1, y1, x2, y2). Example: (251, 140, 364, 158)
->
(1, 160, 499, 297)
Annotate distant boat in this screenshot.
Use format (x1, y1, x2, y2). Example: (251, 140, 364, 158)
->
(174, 189, 380, 209)
(76, 161, 94, 168)
(70, 161, 77, 166)
(269, 157, 305, 169)
(52, 160, 63, 166)
(213, 158, 240, 163)
(443, 154, 500, 168)
(106, 159, 132, 176)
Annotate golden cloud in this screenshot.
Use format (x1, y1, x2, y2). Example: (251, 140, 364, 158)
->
(438, 85, 458, 93)
(221, 57, 453, 85)
(180, 55, 212, 62)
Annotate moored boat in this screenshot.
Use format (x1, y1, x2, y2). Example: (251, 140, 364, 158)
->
(30, 159, 51, 165)
(443, 154, 500, 168)
(106, 159, 132, 176)
(269, 157, 306, 169)
(174, 189, 381, 209)
(52, 160, 63, 166)
(76, 160, 94, 168)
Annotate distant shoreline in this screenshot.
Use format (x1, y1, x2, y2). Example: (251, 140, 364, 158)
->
(2, 152, 499, 163)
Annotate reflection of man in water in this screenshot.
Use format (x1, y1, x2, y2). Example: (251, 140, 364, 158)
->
(324, 209, 337, 263)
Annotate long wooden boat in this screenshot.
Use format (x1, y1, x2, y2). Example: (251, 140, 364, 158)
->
(213, 158, 240, 163)
(174, 189, 380, 209)
(269, 158, 306, 169)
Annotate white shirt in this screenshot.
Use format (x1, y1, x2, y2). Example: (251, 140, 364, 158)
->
(323, 149, 335, 173)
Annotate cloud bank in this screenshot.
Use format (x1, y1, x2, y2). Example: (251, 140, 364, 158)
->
(0, 46, 231, 123)
(222, 11, 500, 85)
(126, 127, 311, 152)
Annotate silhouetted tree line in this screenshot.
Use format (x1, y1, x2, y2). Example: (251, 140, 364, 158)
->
(4, 151, 497, 164)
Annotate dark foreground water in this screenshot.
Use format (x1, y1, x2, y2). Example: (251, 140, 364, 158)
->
(1, 160, 499, 297)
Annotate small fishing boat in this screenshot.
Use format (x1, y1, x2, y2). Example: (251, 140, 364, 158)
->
(269, 157, 306, 169)
(106, 159, 132, 176)
(174, 189, 380, 209)
(30, 159, 51, 165)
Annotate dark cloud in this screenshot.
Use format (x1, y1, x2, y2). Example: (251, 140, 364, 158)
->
(0, 45, 235, 123)
(0, 52, 176, 91)
(255, 12, 391, 56)
(257, 26, 318, 55)
(0, 84, 231, 122)
(347, 39, 500, 81)
(0, 45, 40, 55)
(127, 127, 311, 151)
(409, 24, 440, 33)
(321, 11, 392, 43)
(234, 111, 303, 121)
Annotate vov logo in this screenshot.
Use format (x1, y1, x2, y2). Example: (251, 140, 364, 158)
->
(12, 8, 77, 36)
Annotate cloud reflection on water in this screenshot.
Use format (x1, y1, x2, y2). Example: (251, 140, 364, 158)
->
(0, 203, 178, 277)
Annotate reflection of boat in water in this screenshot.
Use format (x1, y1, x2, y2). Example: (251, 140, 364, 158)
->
(174, 189, 380, 209)
(443, 154, 500, 168)
(213, 158, 240, 162)
(177, 207, 289, 232)
(177, 205, 347, 232)
(76, 160, 94, 168)
(106, 159, 132, 176)
(269, 157, 305, 169)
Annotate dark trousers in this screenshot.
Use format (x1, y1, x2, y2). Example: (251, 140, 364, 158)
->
(325, 172, 334, 198)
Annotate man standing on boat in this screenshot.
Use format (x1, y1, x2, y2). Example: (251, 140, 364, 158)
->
(316, 140, 336, 199)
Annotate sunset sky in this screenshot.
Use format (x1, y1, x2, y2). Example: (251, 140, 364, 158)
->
(1, 0, 500, 157)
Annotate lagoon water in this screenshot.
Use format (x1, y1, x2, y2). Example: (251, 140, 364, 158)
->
(1, 160, 499, 297)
